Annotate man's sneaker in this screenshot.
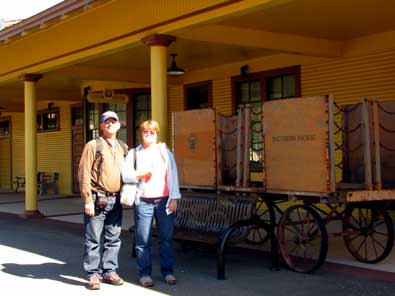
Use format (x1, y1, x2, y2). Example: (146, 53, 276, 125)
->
(164, 274, 177, 285)
(102, 273, 124, 286)
(87, 275, 101, 290)
(139, 276, 154, 287)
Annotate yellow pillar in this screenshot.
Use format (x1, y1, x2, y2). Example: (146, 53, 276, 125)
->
(142, 34, 175, 143)
(21, 73, 43, 218)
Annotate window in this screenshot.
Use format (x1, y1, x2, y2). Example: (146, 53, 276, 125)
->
(0, 117, 10, 138)
(37, 108, 60, 132)
(267, 74, 296, 100)
(232, 66, 301, 172)
(72, 105, 83, 127)
(86, 102, 128, 143)
(133, 93, 151, 145)
(87, 102, 100, 140)
(103, 103, 127, 143)
(235, 80, 263, 171)
(184, 81, 212, 110)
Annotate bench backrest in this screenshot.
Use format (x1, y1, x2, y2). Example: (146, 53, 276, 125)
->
(175, 193, 255, 234)
(38, 172, 58, 183)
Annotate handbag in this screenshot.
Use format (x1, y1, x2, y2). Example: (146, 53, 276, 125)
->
(120, 183, 137, 206)
(120, 148, 137, 207)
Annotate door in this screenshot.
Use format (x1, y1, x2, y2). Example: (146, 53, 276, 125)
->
(71, 105, 84, 193)
(0, 116, 11, 189)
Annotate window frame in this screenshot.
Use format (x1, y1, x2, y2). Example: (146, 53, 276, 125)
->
(231, 65, 301, 112)
(0, 116, 11, 138)
(36, 107, 60, 133)
(184, 80, 212, 110)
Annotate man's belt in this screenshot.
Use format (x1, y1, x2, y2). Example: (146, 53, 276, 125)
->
(95, 190, 120, 197)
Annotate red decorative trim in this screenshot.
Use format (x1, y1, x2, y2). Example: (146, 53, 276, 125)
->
(142, 34, 176, 47)
(0, 0, 96, 42)
(20, 210, 45, 219)
(20, 73, 43, 82)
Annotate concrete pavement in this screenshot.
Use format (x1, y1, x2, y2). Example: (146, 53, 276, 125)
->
(0, 191, 395, 295)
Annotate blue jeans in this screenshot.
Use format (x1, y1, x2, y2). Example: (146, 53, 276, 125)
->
(83, 195, 122, 278)
(134, 198, 174, 277)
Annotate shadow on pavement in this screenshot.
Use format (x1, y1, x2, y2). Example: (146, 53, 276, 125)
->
(1, 262, 85, 286)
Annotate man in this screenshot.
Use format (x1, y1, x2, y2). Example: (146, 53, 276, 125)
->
(78, 111, 127, 290)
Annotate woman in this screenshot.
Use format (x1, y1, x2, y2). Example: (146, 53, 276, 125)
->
(122, 120, 181, 287)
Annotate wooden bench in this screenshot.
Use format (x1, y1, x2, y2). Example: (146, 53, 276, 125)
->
(130, 192, 278, 279)
(38, 172, 59, 195)
(14, 172, 59, 195)
(14, 176, 26, 192)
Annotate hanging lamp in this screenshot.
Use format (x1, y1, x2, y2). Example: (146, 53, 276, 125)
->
(167, 53, 185, 75)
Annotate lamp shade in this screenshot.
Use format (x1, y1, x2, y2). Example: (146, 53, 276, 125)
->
(167, 53, 184, 75)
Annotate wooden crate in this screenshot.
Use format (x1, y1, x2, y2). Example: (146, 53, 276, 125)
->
(173, 108, 220, 189)
(262, 96, 331, 194)
(344, 99, 395, 187)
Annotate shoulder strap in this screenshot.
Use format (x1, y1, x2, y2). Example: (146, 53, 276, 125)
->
(117, 139, 128, 157)
(94, 137, 104, 188)
(133, 148, 137, 169)
(95, 137, 103, 159)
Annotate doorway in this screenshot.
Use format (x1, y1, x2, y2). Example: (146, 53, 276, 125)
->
(71, 105, 84, 193)
(0, 116, 12, 189)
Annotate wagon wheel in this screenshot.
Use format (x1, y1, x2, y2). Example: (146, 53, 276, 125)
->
(245, 196, 276, 245)
(343, 204, 394, 263)
(278, 204, 328, 273)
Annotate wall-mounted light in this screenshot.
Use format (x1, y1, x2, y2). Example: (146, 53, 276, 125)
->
(167, 53, 185, 76)
(48, 102, 54, 110)
(240, 65, 248, 78)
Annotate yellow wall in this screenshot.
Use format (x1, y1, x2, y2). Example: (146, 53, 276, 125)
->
(37, 101, 73, 194)
(176, 48, 395, 113)
(10, 102, 75, 194)
(0, 137, 11, 188)
(302, 49, 395, 103)
(168, 84, 184, 147)
(12, 112, 25, 183)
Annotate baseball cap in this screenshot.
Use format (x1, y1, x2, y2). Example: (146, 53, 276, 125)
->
(101, 111, 119, 122)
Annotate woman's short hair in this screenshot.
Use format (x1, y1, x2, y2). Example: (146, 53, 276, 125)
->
(140, 120, 160, 133)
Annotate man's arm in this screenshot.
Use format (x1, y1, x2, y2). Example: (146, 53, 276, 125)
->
(78, 141, 96, 204)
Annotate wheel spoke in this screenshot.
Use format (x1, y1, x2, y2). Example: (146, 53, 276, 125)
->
(356, 236, 368, 254)
(370, 234, 386, 250)
(252, 228, 264, 242)
(374, 231, 389, 237)
(370, 235, 379, 259)
(348, 232, 362, 242)
(289, 243, 299, 254)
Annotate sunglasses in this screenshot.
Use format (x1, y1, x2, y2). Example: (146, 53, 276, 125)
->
(142, 130, 156, 135)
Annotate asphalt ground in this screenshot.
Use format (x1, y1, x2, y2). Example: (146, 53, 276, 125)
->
(1, 212, 395, 296)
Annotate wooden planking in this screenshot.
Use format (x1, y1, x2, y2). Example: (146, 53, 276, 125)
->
(346, 189, 395, 202)
(263, 96, 330, 193)
(0, 137, 11, 188)
(168, 84, 184, 148)
(302, 49, 395, 103)
(11, 112, 25, 185)
(173, 108, 217, 188)
(36, 101, 73, 194)
(213, 78, 232, 115)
